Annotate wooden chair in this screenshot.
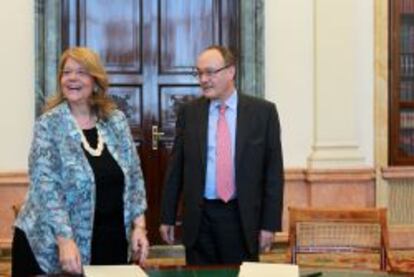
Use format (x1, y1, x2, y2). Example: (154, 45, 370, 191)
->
(388, 253, 414, 274)
(288, 207, 390, 271)
(387, 236, 414, 274)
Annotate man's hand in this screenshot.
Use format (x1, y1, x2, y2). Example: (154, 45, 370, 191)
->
(159, 224, 175, 245)
(57, 236, 82, 274)
(259, 230, 274, 253)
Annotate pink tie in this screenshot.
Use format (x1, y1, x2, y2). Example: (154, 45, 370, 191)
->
(216, 104, 234, 202)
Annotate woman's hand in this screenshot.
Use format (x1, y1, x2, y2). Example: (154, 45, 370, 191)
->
(57, 236, 82, 274)
(130, 224, 149, 265)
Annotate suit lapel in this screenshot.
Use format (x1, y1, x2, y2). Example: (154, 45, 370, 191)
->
(197, 97, 210, 172)
(235, 94, 250, 169)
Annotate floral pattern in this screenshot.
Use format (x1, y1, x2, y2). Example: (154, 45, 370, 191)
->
(14, 102, 147, 273)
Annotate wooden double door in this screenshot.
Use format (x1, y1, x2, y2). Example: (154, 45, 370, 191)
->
(62, 0, 240, 244)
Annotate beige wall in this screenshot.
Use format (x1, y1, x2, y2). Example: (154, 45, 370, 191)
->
(0, 0, 374, 170)
(266, 0, 374, 167)
(265, 0, 314, 167)
(0, 0, 34, 171)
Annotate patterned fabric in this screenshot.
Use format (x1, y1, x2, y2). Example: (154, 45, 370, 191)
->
(14, 102, 147, 273)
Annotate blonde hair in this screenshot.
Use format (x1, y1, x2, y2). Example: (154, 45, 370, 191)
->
(43, 47, 116, 119)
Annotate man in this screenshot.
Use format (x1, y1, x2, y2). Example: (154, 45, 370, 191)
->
(160, 45, 284, 265)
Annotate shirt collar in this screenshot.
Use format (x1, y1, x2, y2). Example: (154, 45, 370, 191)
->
(210, 90, 238, 112)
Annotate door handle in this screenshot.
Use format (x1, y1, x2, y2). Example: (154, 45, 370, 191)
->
(152, 125, 165, 150)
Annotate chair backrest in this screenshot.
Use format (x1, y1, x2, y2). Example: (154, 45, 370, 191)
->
(288, 207, 390, 271)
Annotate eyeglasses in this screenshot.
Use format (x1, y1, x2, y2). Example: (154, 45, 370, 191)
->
(192, 64, 232, 79)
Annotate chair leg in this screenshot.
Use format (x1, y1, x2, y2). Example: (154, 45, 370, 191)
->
(291, 247, 297, 264)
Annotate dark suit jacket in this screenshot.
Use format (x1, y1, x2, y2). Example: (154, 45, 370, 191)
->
(160, 93, 284, 254)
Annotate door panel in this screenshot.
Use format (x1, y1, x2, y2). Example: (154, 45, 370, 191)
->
(62, 0, 239, 244)
(160, 0, 215, 73)
(81, 0, 142, 74)
(159, 86, 199, 142)
(109, 86, 143, 139)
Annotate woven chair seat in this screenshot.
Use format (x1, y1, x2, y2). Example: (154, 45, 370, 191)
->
(288, 207, 389, 271)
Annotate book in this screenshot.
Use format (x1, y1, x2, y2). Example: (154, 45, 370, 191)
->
(83, 265, 148, 277)
(238, 262, 299, 277)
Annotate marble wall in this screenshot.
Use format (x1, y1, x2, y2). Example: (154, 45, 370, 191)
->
(2, 168, 414, 249)
(0, 169, 377, 248)
(0, 173, 28, 249)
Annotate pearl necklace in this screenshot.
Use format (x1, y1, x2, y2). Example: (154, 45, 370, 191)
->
(74, 117, 105, 157)
(80, 128, 104, 157)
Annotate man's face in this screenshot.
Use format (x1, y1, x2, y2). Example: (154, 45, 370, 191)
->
(195, 49, 235, 101)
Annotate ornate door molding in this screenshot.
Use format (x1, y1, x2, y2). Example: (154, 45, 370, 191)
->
(35, 0, 61, 116)
(240, 0, 264, 98)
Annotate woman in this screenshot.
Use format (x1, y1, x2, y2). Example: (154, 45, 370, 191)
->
(12, 47, 148, 275)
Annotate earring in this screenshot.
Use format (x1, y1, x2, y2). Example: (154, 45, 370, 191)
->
(93, 85, 99, 94)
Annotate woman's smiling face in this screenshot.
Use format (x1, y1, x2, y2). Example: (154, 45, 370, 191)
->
(60, 57, 94, 107)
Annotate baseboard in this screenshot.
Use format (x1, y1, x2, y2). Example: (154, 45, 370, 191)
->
(0, 171, 28, 187)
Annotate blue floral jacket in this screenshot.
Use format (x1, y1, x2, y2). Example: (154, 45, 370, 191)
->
(15, 102, 147, 273)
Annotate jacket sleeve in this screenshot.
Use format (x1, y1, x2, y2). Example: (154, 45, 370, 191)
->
(160, 105, 185, 225)
(261, 103, 285, 231)
(28, 119, 73, 239)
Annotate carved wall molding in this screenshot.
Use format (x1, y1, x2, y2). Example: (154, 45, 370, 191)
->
(284, 168, 376, 183)
(306, 168, 376, 183)
(285, 168, 306, 182)
(382, 167, 414, 180)
(0, 172, 29, 187)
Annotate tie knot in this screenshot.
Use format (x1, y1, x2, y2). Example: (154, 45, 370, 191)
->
(219, 104, 227, 114)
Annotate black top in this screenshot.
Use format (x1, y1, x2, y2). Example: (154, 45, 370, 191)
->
(82, 127, 128, 264)
(82, 127, 125, 226)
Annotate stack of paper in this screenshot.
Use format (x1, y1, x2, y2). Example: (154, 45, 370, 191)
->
(238, 262, 299, 277)
(83, 265, 148, 277)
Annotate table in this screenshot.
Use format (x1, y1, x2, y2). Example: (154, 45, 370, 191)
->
(145, 266, 402, 277)
(37, 265, 405, 276)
